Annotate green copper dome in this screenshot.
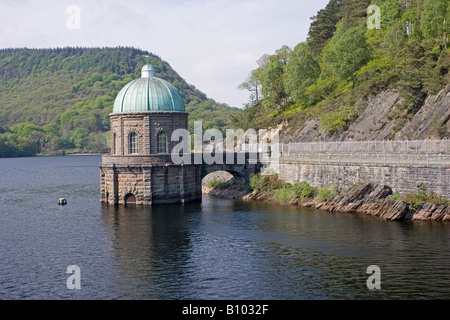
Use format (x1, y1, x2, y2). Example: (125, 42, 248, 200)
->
(113, 64, 185, 113)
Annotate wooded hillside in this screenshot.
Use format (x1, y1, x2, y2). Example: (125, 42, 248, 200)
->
(0, 47, 242, 157)
(237, 0, 449, 140)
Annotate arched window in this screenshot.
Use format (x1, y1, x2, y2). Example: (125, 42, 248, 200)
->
(157, 132, 167, 154)
(129, 132, 138, 154)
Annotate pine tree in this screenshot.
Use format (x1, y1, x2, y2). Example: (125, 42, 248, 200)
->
(307, 0, 343, 56)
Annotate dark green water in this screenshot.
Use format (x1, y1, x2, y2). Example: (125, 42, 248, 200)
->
(0, 156, 449, 299)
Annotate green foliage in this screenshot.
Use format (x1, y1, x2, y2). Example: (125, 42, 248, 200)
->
(249, 174, 318, 203)
(430, 112, 446, 138)
(284, 43, 321, 103)
(402, 183, 449, 210)
(249, 173, 264, 192)
(421, 0, 449, 49)
(354, 57, 398, 91)
(379, 0, 401, 28)
(205, 177, 229, 189)
(249, 174, 286, 193)
(316, 185, 340, 202)
(340, 0, 372, 28)
(0, 47, 242, 157)
(392, 190, 401, 201)
(292, 181, 318, 202)
(303, 76, 339, 106)
(272, 186, 297, 202)
(319, 105, 359, 136)
(396, 41, 429, 113)
(260, 56, 288, 111)
(402, 193, 426, 210)
(323, 26, 372, 79)
(236, 0, 449, 133)
(307, 0, 343, 56)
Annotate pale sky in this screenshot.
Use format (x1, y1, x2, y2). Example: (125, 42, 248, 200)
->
(0, 0, 330, 108)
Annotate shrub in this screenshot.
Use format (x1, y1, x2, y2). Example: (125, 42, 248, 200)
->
(425, 193, 449, 206)
(304, 76, 339, 106)
(249, 174, 263, 191)
(402, 193, 425, 210)
(316, 186, 340, 202)
(401, 183, 449, 209)
(205, 177, 228, 189)
(319, 105, 359, 136)
(392, 190, 401, 201)
(272, 186, 296, 202)
(354, 57, 397, 91)
(293, 181, 317, 201)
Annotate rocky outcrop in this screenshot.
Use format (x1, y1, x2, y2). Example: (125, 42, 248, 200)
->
(203, 178, 450, 222)
(284, 85, 450, 142)
(310, 183, 450, 222)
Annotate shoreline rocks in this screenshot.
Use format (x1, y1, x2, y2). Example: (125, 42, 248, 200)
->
(203, 182, 450, 222)
(309, 183, 450, 221)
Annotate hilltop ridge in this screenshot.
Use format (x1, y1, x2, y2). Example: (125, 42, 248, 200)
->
(0, 47, 241, 157)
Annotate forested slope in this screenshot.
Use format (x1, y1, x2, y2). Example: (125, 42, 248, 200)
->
(0, 47, 241, 157)
(237, 0, 449, 141)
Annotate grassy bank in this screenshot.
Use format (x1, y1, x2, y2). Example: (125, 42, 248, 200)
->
(248, 174, 449, 208)
(248, 173, 339, 204)
(393, 183, 449, 210)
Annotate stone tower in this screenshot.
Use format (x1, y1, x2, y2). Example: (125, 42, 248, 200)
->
(99, 64, 202, 206)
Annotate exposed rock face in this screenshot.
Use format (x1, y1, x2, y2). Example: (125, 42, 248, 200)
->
(312, 183, 450, 222)
(284, 85, 450, 142)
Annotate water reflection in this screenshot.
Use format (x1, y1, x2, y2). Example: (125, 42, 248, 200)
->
(101, 203, 199, 299)
(100, 196, 450, 300)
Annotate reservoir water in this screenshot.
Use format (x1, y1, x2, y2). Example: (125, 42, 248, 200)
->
(1, 155, 449, 300)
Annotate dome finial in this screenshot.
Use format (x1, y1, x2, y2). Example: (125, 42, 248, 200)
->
(141, 64, 155, 78)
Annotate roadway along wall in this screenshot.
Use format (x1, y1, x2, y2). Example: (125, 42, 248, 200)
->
(278, 162, 450, 198)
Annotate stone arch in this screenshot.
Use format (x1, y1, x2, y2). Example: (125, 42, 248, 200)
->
(201, 168, 247, 190)
(124, 193, 136, 206)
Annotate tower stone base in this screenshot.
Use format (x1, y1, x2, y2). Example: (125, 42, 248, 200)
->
(100, 155, 202, 206)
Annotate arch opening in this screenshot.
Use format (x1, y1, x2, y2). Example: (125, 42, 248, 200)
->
(202, 170, 248, 196)
(124, 193, 137, 206)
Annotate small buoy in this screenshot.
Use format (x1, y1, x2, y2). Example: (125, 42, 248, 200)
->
(58, 198, 67, 205)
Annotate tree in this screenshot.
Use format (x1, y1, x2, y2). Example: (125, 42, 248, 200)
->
(339, 0, 372, 28)
(307, 0, 343, 56)
(260, 58, 287, 110)
(238, 69, 261, 106)
(421, 0, 449, 49)
(284, 43, 321, 102)
(257, 46, 292, 111)
(323, 26, 371, 79)
(380, 0, 402, 28)
(396, 40, 428, 113)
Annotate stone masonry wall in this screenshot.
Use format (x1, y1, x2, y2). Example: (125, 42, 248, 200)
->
(110, 112, 188, 156)
(278, 162, 450, 198)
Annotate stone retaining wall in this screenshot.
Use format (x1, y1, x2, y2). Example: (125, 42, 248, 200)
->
(278, 162, 450, 198)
